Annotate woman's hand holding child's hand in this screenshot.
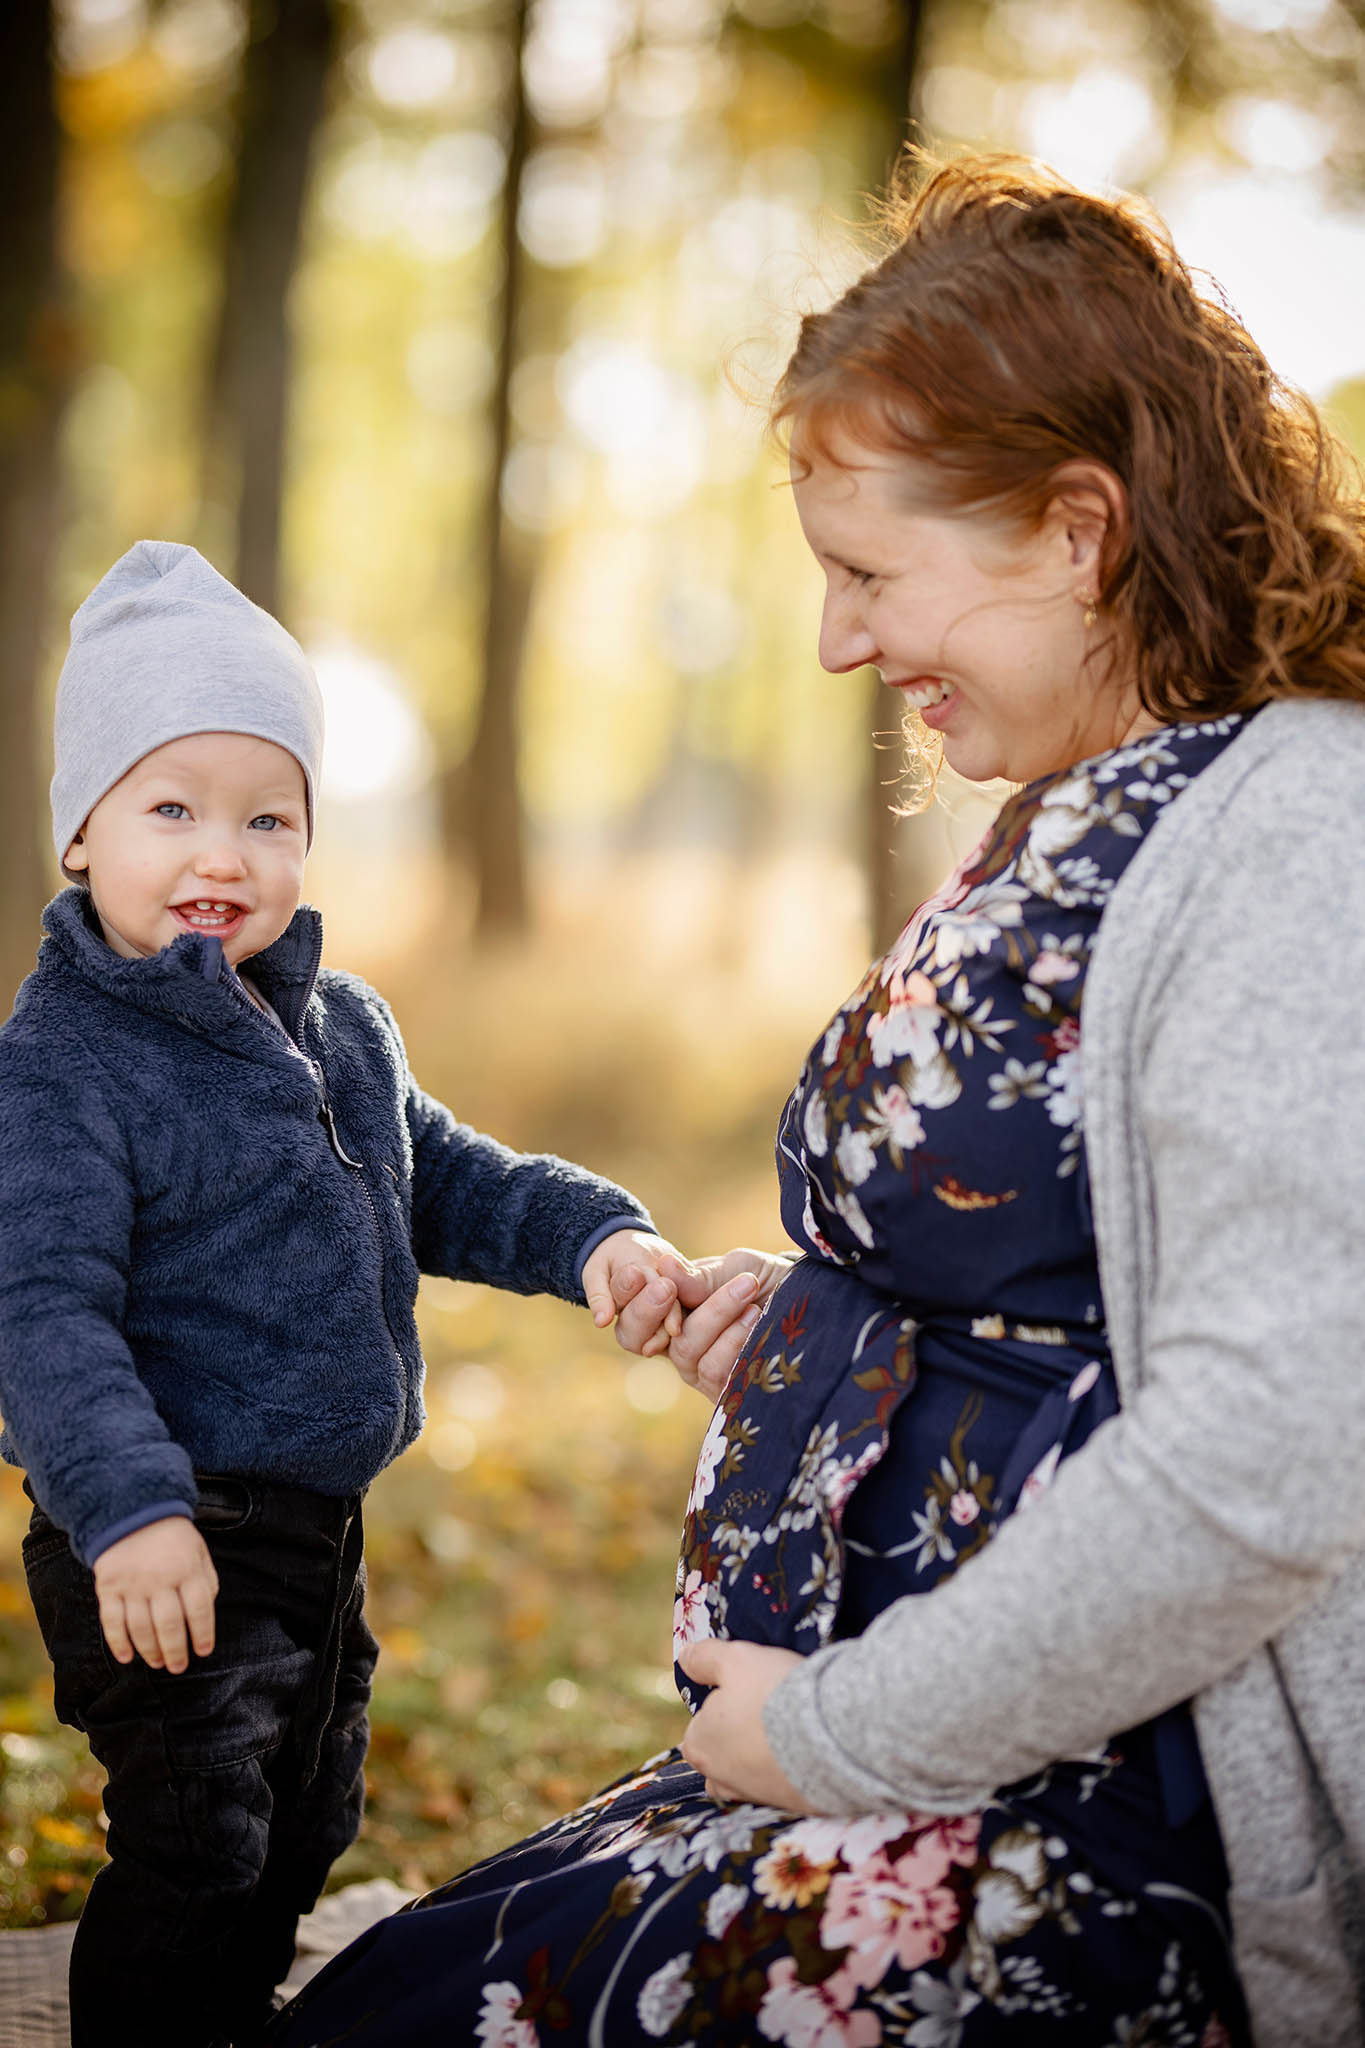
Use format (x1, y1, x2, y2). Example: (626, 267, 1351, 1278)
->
(92, 1516, 219, 1674)
(585, 1234, 793, 1400)
(582, 1230, 695, 1355)
(663, 1249, 796, 1401)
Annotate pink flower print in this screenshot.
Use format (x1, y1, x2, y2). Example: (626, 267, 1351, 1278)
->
(825, 1441, 884, 1525)
(819, 1841, 962, 1990)
(948, 1490, 980, 1527)
(924, 1811, 981, 1867)
(475, 1982, 541, 2047)
(1027, 949, 1080, 987)
(673, 1569, 713, 1653)
(756, 1955, 882, 2047)
(1046, 1012, 1081, 1059)
(865, 971, 943, 1071)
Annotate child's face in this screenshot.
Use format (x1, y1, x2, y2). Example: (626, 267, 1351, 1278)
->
(64, 732, 309, 968)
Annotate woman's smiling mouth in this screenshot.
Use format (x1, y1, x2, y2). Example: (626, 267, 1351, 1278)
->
(888, 675, 957, 713)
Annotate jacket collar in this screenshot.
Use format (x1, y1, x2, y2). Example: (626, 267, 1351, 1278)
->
(40, 887, 325, 1048)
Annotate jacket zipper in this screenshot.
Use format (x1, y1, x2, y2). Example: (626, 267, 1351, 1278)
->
(210, 941, 412, 1439)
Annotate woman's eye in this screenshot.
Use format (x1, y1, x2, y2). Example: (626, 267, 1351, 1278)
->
(154, 803, 187, 819)
(847, 567, 877, 588)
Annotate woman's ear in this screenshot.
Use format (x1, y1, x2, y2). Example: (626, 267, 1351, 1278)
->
(1049, 460, 1129, 592)
(64, 831, 89, 873)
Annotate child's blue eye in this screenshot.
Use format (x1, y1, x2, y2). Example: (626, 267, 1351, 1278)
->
(154, 803, 187, 819)
(250, 815, 282, 831)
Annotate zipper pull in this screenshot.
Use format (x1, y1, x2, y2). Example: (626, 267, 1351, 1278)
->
(318, 1094, 363, 1169)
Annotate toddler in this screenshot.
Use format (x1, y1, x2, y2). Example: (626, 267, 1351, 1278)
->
(0, 542, 692, 2048)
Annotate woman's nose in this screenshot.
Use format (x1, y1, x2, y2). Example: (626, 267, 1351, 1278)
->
(818, 587, 878, 675)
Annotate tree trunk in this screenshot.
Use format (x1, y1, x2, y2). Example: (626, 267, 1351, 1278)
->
(203, 0, 336, 620)
(0, 0, 75, 1011)
(462, 0, 534, 939)
(864, 0, 929, 955)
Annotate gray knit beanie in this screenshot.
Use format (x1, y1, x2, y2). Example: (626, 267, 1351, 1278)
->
(51, 540, 325, 864)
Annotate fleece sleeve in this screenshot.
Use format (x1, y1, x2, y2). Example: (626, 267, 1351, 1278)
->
(762, 758, 1365, 1815)
(406, 1083, 655, 1304)
(0, 1049, 196, 1563)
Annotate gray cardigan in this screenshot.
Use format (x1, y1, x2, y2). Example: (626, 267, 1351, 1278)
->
(764, 699, 1365, 2048)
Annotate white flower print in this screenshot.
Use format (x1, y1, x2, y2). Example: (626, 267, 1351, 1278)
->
(904, 1958, 983, 2046)
(476, 1982, 541, 2047)
(866, 990, 942, 1070)
(1043, 1047, 1083, 1128)
(800, 1186, 842, 1262)
(987, 1059, 1049, 1111)
(691, 1805, 786, 1870)
(705, 1882, 749, 1938)
(687, 1406, 729, 1515)
(822, 1017, 846, 1064)
(864, 1084, 925, 1157)
(905, 1050, 961, 1112)
(777, 1812, 912, 1869)
(833, 1189, 875, 1250)
(928, 877, 1029, 971)
(638, 1953, 693, 2037)
(803, 1089, 830, 1158)
(835, 1123, 877, 1189)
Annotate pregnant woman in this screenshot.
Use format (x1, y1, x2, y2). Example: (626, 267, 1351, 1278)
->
(264, 154, 1365, 2047)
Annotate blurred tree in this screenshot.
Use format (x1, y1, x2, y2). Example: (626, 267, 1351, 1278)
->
(865, 0, 928, 956)
(0, 0, 76, 1012)
(203, 0, 338, 620)
(461, 0, 534, 939)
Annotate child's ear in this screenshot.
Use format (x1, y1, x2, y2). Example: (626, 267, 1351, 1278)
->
(64, 831, 89, 873)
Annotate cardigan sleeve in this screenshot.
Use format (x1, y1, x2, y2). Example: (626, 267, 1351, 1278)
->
(0, 1045, 197, 1563)
(762, 749, 1365, 1814)
(405, 1082, 656, 1304)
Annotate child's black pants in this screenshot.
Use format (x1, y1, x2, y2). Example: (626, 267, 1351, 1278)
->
(23, 1472, 377, 2048)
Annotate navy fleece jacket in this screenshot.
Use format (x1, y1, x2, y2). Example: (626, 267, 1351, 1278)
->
(0, 890, 652, 1565)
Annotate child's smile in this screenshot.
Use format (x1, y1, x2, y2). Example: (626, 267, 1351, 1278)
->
(171, 898, 251, 939)
(64, 732, 308, 969)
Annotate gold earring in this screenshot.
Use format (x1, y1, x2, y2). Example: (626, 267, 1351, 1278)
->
(1080, 594, 1098, 628)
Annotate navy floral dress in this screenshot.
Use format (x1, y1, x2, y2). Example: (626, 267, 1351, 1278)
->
(267, 724, 1250, 2048)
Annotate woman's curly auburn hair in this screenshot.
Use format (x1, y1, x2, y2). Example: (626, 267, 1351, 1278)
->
(771, 151, 1365, 729)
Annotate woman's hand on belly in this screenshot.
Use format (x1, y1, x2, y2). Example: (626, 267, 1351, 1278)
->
(678, 1638, 814, 1810)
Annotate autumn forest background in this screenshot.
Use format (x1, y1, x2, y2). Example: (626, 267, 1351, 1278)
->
(1, 0, 1364, 1929)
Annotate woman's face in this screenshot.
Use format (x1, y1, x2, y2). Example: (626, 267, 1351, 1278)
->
(793, 441, 1149, 786)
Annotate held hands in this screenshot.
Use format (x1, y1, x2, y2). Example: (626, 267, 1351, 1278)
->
(677, 1637, 815, 1811)
(662, 1249, 796, 1401)
(584, 1233, 794, 1402)
(92, 1515, 218, 1674)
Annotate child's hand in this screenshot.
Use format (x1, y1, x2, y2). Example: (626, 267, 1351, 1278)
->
(583, 1230, 697, 1356)
(664, 1248, 796, 1401)
(92, 1516, 219, 1675)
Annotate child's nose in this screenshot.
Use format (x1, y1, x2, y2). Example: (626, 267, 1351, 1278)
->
(194, 838, 249, 878)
